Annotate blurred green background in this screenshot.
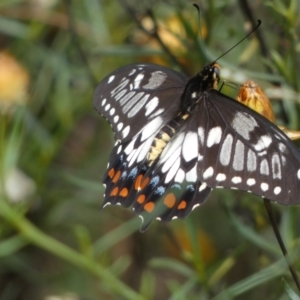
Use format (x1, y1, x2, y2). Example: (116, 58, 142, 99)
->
(0, 0, 300, 299)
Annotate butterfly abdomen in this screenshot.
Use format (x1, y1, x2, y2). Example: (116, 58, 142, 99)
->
(147, 112, 190, 166)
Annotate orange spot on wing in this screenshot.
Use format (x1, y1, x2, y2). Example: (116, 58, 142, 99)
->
(164, 193, 176, 208)
(135, 174, 143, 190)
(119, 187, 128, 197)
(178, 200, 187, 210)
(110, 187, 119, 196)
(108, 168, 115, 179)
(144, 202, 155, 213)
(137, 194, 146, 204)
(135, 175, 150, 190)
(141, 177, 150, 189)
(112, 170, 121, 183)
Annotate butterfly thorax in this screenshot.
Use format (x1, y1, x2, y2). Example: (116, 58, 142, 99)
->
(146, 63, 220, 167)
(181, 62, 220, 113)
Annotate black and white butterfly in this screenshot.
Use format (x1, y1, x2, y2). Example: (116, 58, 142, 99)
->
(93, 62, 300, 231)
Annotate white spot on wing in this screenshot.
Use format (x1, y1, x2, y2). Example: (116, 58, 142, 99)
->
(101, 98, 106, 106)
(220, 134, 233, 166)
(261, 135, 272, 148)
(198, 127, 205, 145)
(258, 150, 267, 157)
(203, 166, 214, 179)
(231, 176, 242, 184)
(254, 139, 268, 151)
(109, 108, 115, 116)
(117, 122, 123, 131)
(137, 136, 154, 162)
(207, 126, 222, 148)
(297, 169, 300, 179)
(192, 204, 200, 211)
(231, 112, 258, 140)
(182, 132, 198, 162)
(233, 140, 244, 171)
(247, 178, 256, 186)
(141, 116, 163, 142)
(108, 75, 115, 83)
(150, 108, 164, 118)
(261, 182, 269, 191)
(162, 147, 181, 173)
(122, 125, 130, 138)
(117, 145, 122, 154)
(274, 186, 281, 195)
(145, 97, 159, 116)
(165, 157, 181, 183)
(216, 173, 226, 181)
(134, 73, 144, 89)
(113, 115, 119, 123)
(279, 143, 287, 153)
(105, 103, 111, 111)
(128, 146, 143, 167)
(124, 137, 137, 155)
(199, 182, 207, 192)
(128, 69, 136, 76)
(260, 159, 269, 175)
(247, 149, 257, 171)
(271, 153, 282, 179)
(143, 71, 167, 89)
(186, 165, 197, 182)
(175, 168, 185, 183)
(127, 149, 136, 163)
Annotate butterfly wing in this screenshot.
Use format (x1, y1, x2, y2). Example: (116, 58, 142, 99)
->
(95, 64, 191, 211)
(133, 125, 212, 231)
(195, 89, 300, 205)
(93, 63, 187, 142)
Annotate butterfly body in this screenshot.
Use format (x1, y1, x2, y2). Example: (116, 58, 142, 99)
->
(94, 62, 300, 230)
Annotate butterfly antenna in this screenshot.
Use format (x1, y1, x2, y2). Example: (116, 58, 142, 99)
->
(193, 3, 209, 64)
(214, 20, 261, 63)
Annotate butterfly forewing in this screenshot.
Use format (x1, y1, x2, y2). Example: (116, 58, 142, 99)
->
(196, 90, 300, 204)
(93, 64, 187, 142)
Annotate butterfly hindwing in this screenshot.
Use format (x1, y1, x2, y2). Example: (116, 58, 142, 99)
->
(102, 114, 174, 208)
(133, 127, 212, 229)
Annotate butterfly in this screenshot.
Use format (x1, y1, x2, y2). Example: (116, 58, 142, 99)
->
(93, 62, 300, 231)
(236, 80, 300, 141)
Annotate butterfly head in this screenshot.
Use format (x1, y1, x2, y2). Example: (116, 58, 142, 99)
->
(200, 62, 220, 90)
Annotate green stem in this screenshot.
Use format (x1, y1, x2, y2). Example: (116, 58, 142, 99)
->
(0, 198, 145, 300)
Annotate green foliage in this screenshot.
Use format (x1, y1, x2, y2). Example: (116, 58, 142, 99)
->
(0, 0, 300, 299)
